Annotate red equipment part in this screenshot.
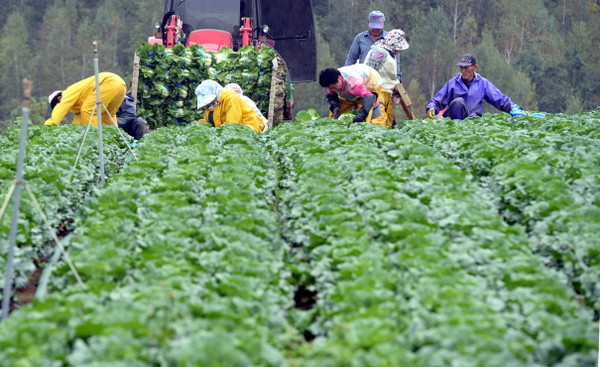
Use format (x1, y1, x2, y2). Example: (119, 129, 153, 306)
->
(164, 14, 178, 48)
(240, 17, 252, 47)
(147, 37, 162, 45)
(187, 30, 234, 51)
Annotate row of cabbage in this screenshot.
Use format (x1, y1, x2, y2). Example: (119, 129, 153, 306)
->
(0, 124, 129, 304)
(0, 124, 302, 365)
(398, 110, 600, 313)
(0, 116, 597, 365)
(137, 43, 277, 128)
(267, 119, 597, 366)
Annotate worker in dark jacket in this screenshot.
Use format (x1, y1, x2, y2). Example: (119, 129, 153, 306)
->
(116, 95, 148, 141)
(45, 72, 126, 126)
(426, 54, 527, 119)
(345, 11, 403, 82)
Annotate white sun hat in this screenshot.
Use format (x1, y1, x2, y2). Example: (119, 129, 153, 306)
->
(195, 80, 223, 109)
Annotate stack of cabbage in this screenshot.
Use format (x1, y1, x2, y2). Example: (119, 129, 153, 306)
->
(136, 43, 277, 129)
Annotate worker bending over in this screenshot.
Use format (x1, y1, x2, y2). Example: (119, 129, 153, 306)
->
(45, 72, 126, 126)
(195, 80, 265, 133)
(364, 29, 410, 126)
(319, 64, 386, 125)
(223, 83, 269, 132)
(116, 95, 148, 141)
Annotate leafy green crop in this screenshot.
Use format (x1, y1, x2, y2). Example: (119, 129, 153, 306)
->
(267, 117, 597, 366)
(136, 43, 277, 129)
(398, 110, 600, 312)
(0, 124, 130, 302)
(0, 111, 597, 365)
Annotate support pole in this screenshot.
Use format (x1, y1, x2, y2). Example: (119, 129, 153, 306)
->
(92, 41, 106, 186)
(131, 53, 140, 108)
(1, 79, 33, 321)
(73, 104, 96, 169)
(267, 58, 278, 129)
(396, 83, 416, 120)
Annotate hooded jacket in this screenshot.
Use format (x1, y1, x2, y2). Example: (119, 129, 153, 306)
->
(345, 30, 402, 81)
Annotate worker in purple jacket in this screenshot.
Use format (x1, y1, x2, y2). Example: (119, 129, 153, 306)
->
(426, 54, 526, 119)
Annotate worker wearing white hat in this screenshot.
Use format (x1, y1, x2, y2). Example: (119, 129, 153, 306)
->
(45, 72, 126, 126)
(195, 80, 264, 133)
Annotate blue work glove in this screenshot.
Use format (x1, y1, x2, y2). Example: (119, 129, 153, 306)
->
(259, 134, 270, 141)
(509, 104, 528, 117)
(130, 139, 138, 148)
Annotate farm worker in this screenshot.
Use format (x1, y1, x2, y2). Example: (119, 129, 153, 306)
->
(345, 11, 403, 83)
(45, 72, 126, 126)
(426, 54, 529, 120)
(116, 94, 148, 142)
(223, 83, 269, 132)
(364, 29, 410, 126)
(319, 63, 387, 125)
(195, 80, 265, 133)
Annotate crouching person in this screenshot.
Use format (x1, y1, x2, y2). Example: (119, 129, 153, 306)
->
(46, 72, 126, 126)
(116, 94, 148, 141)
(195, 80, 265, 133)
(224, 83, 269, 132)
(318, 64, 387, 125)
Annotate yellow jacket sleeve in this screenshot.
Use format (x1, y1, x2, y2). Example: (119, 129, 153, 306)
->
(44, 76, 94, 125)
(219, 90, 264, 132)
(197, 91, 264, 133)
(220, 91, 243, 124)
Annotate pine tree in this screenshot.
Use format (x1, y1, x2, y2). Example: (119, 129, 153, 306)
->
(0, 12, 33, 118)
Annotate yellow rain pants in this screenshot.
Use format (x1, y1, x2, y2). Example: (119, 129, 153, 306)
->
(329, 86, 388, 126)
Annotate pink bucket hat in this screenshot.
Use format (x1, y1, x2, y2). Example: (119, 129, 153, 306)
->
(374, 29, 409, 53)
(224, 83, 244, 96)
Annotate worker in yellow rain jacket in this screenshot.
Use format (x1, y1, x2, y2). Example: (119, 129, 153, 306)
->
(224, 83, 269, 132)
(45, 72, 126, 126)
(318, 63, 387, 126)
(195, 80, 265, 133)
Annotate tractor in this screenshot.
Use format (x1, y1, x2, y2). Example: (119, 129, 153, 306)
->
(134, 0, 317, 126)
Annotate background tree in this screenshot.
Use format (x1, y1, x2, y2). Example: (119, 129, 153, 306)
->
(564, 19, 600, 111)
(475, 33, 537, 110)
(405, 8, 457, 99)
(34, 0, 81, 95)
(0, 12, 33, 118)
(0, 0, 598, 122)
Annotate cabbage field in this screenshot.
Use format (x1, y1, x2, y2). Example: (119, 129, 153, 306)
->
(0, 110, 598, 366)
